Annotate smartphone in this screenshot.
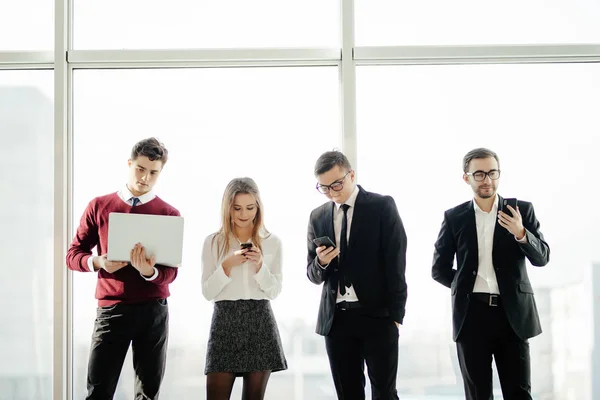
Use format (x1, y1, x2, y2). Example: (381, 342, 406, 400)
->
(312, 236, 336, 248)
(240, 242, 253, 250)
(502, 198, 518, 216)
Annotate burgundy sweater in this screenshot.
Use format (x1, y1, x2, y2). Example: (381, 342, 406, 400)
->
(66, 192, 180, 306)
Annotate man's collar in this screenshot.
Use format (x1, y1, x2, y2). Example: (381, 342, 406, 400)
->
(335, 185, 359, 210)
(472, 194, 498, 213)
(121, 184, 155, 204)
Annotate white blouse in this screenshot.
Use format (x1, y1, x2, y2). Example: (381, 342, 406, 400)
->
(201, 232, 283, 302)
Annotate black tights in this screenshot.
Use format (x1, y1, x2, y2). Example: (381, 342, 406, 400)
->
(206, 371, 271, 400)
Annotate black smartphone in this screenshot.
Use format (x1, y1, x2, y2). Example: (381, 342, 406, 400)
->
(240, 242, 252, 250)
(502, 198, 518, 216)
(312, 236, 336, 248)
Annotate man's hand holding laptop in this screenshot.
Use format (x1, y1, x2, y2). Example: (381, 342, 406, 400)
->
(92, 255, 128, 273)
(130, 242, 156, 277)
(92, 242, 156, 275)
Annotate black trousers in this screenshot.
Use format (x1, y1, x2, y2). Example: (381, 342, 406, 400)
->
(324, 308, 399, 400)
(86, 299, 169, 400)
(456, 298, 532, 400)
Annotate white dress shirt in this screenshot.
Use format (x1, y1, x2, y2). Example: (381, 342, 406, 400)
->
(87, 185, 158, 281)
(201, 232, 283, 302)
(326, 185, 361, 303)
(472, 196, 500, 294)
(471, 195, 528, 294)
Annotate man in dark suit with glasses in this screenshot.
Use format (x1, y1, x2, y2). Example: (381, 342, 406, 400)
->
(306, 150, 408, 399)
(432, 147, 550, 400)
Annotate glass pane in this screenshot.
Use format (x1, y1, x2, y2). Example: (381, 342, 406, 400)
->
(72, 67, 340, 399)
(74, 0, 339, 49)
(0, 0, 53, 50)
(356, 0, 600, 45)
(357, 64, 600, 399)
(0, 71, 53, 399)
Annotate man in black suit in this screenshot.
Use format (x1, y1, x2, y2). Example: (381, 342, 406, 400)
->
(306, 150, 407, 400)
(432, 148, 550, 400)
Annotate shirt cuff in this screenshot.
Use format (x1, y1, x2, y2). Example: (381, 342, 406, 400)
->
(215, 264, 233, 285)
(515, 231, 528, 243)
(254, 262, 271, 285)
(316, 258, 329, 270)
(141, 267, 159, 281)
(87, 256, 95, 272)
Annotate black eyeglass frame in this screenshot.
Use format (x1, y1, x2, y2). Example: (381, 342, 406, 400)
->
(466, 169, 501, 182)
(316, 171, 351, 194)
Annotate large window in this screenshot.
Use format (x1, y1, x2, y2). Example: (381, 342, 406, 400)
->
(73, 0, 339, 49)
(355, 0, 600, 45)
(0, 1, 53, 50)
(71, 67, 340, 399)
(0, 71, 53, 399)
(356, 63, 600, 399)
(4, 1, 600, 399)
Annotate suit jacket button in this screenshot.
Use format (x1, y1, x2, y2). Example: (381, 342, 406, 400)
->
(334, 268, 339, 272)
(472, 271, 477, 276)
(331, 289, 336, 295)
(466, 294, 470, 299)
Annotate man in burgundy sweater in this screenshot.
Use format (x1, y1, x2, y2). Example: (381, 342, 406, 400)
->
(66, 137, 180, 400)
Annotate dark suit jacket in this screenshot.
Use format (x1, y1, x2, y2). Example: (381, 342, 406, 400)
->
(432, 195, 550, 341)
(307, 185, 408, 336)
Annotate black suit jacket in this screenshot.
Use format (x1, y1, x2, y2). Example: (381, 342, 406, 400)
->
(307, 185, 408, 336)
(432, 195, 550, 341)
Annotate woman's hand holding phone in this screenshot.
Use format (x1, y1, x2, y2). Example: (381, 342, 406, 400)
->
(244, 246, 263, 273)
(222, 251, 249, 276)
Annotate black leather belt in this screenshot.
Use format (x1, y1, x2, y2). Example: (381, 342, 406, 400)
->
(336, 301, 362, 310)
(472, 293, 500, 307)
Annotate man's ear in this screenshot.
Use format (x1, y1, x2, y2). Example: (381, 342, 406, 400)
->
(463, 174, 470, 184)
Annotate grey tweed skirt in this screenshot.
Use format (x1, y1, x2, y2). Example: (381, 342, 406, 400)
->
(205, 299, 288, 375)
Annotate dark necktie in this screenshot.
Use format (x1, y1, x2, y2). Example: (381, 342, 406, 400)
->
(339, 204, 351, 295)
(131, 197, 140, 206)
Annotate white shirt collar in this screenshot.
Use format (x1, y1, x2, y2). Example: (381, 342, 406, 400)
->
(335, 185, 359, 211)
(118, 184, 156, 205)
(472, 194, 499, 214)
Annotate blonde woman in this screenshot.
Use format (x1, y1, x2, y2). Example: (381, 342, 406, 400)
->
(201, 177, 287, 400)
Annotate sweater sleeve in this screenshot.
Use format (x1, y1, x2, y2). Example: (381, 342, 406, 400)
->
(66, 200, 99, 273)
(146, 264, 178, 285)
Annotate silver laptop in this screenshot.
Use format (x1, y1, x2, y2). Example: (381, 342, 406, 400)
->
(107, 212, 184, 267)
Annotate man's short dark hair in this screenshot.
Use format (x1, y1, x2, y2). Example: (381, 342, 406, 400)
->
(462, 148, 499, 173)
(314, 150, 352, 176)
(131, 137, 169, 166)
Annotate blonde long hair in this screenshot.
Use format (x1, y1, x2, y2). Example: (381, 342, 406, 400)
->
(213, 177, 269, 260)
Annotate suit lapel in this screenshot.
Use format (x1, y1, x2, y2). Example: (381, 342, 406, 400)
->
(348, 187, 367, 250)
(463, 201, 479, 254)
(324, 201, 336, 245)
(320, 201, 339, 272)
(492, 195, 509, 258)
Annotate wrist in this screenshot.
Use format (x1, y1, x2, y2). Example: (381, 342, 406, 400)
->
(222, 265, 231, 277)
(141, 266, 154, 277)
(92, 256, 101, 271)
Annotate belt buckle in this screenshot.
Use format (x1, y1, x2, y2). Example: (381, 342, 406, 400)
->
(489, 295, 499, 307)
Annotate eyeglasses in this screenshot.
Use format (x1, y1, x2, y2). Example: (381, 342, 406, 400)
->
(316, 171, 351, 194)
(466, 169, 501, 182)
